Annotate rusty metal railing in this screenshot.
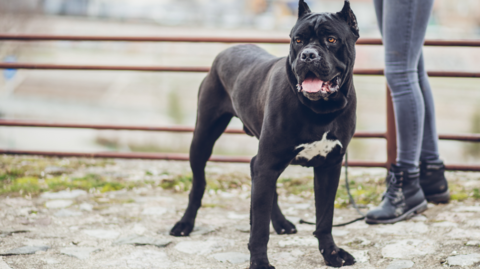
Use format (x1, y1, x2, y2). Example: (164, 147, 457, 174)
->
(0, 35, 479, 171)
(0, 63, 479, 78)
(1, 34, 480, 47)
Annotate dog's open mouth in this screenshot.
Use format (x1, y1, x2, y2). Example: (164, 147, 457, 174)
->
(297, 72, 340, 94)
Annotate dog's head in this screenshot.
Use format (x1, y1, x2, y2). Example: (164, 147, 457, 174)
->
(286, 0, 359, 114)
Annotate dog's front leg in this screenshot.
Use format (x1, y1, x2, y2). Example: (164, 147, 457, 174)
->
(249, 155, 285, 269)
(313, 162, 355, 267)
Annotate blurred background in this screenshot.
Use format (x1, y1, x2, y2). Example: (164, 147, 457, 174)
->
(0, 0, 479, 164)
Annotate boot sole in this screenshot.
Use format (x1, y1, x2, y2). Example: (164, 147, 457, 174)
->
(365, 200, 428, 225)
(425, 190, 450, 204)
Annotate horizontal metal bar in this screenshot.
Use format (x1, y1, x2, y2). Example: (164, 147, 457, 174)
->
(0, 149, 387, 168)
(444, 164, 480, 172)
(0, 34, 291, 44)
(0, 34, 479, 47)
(0, 149, 249, 163)
(356, 38, 480, 47)
(0, 120, 246, 134)
(0, 63, 210, 72)
(0, 63, 479, 78)
(427, 71, 480, 78)
(0, 119, 385, 138)
(2, 149, 479, 171)
(2, 120, 480, 142)
(439, 134, 480, 142)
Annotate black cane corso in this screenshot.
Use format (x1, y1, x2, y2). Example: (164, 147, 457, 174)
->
(170, 0, 359, 267)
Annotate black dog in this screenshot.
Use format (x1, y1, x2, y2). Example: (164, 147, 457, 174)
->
(171, 1, 359, 267)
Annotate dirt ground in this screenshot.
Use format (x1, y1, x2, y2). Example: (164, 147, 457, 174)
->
(1, 157, 480, 268)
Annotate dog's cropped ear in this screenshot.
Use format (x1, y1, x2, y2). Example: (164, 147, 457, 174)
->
(338, 0, 359, 37)
(298, 0, 311, 18)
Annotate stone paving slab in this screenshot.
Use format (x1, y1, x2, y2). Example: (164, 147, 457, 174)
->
(0, 246, 50, 256)
(113, 235, 172, 247)
(1, 159, 480, 268)
(60, 247, 100, 260)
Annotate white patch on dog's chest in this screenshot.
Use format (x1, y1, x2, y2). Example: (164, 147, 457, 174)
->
(295, 132, 342, 161)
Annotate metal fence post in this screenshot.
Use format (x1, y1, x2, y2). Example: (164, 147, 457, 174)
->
(386, 85, 397, 169)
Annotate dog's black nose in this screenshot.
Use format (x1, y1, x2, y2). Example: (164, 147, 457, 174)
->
(300, 48, 319, 62)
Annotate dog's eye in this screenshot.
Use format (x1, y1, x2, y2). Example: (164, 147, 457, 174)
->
(295, 39, 302, 44)
(327, 37, 337, 43)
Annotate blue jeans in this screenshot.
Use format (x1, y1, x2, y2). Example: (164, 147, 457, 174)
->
(374, 0, 440, 169)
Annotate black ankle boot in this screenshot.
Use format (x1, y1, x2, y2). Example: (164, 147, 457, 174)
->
(365, 164, 427, 224)
(420, 160, 450, 203)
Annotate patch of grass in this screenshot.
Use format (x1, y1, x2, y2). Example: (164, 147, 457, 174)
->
(157, 171, 251, 193)
(473, 188, 480, 199)
(160, 173, 193, 191)
(0, 156, 114, 181)
(1, 177, 40, 194)
(335, 179, 385, 208)
(53, 174, 135, 193)
(277, 177, 313, 195)
(202, 203, 227, 208)
(449, 183, 470, 201)
(206, 173, 250, 192)
(277, 176, 385, 208)
(0, 156, 136, 196)
(1, 173, 137, 196)
(100, 182, 125, 193)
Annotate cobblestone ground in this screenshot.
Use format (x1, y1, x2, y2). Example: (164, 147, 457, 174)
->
(1, 157, 480, 268)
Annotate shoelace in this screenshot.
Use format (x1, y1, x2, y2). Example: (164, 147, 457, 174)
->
(383, 171, 403, 202)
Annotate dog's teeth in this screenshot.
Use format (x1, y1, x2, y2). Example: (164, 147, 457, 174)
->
(296, 84, 303, 92)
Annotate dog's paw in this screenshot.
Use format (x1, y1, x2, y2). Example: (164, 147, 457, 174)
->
(321, 247, 355, 267)
(249, 261, 275, 269)
(170, 221, 194, 237)
(272, 218, 297, 235)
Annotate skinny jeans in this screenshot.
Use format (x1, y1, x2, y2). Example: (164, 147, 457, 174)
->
(374, 0, 440, 169)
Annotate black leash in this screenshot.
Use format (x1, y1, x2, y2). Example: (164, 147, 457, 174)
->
(299, 151, 366, 227)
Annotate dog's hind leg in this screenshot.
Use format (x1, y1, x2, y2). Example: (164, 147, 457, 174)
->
(249, 157, 297, 235)
(170, 75, 233, 237)
(271, 191, 297, 234)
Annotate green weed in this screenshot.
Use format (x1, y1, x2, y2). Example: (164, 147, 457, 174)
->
(277, 177, 313, 195)
(0, 156, 133, 196)
(2, 177, 40, 194)
(160, 173, 192, 191)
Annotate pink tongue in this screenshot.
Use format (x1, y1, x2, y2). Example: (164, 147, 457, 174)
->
(301, 77, 324, 93)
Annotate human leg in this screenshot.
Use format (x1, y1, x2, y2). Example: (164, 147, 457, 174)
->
(417, 53, 440, 162)
(416, 52, 450, 202)
(366, 0, 434, 223)
(382, 0, 435, 170)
